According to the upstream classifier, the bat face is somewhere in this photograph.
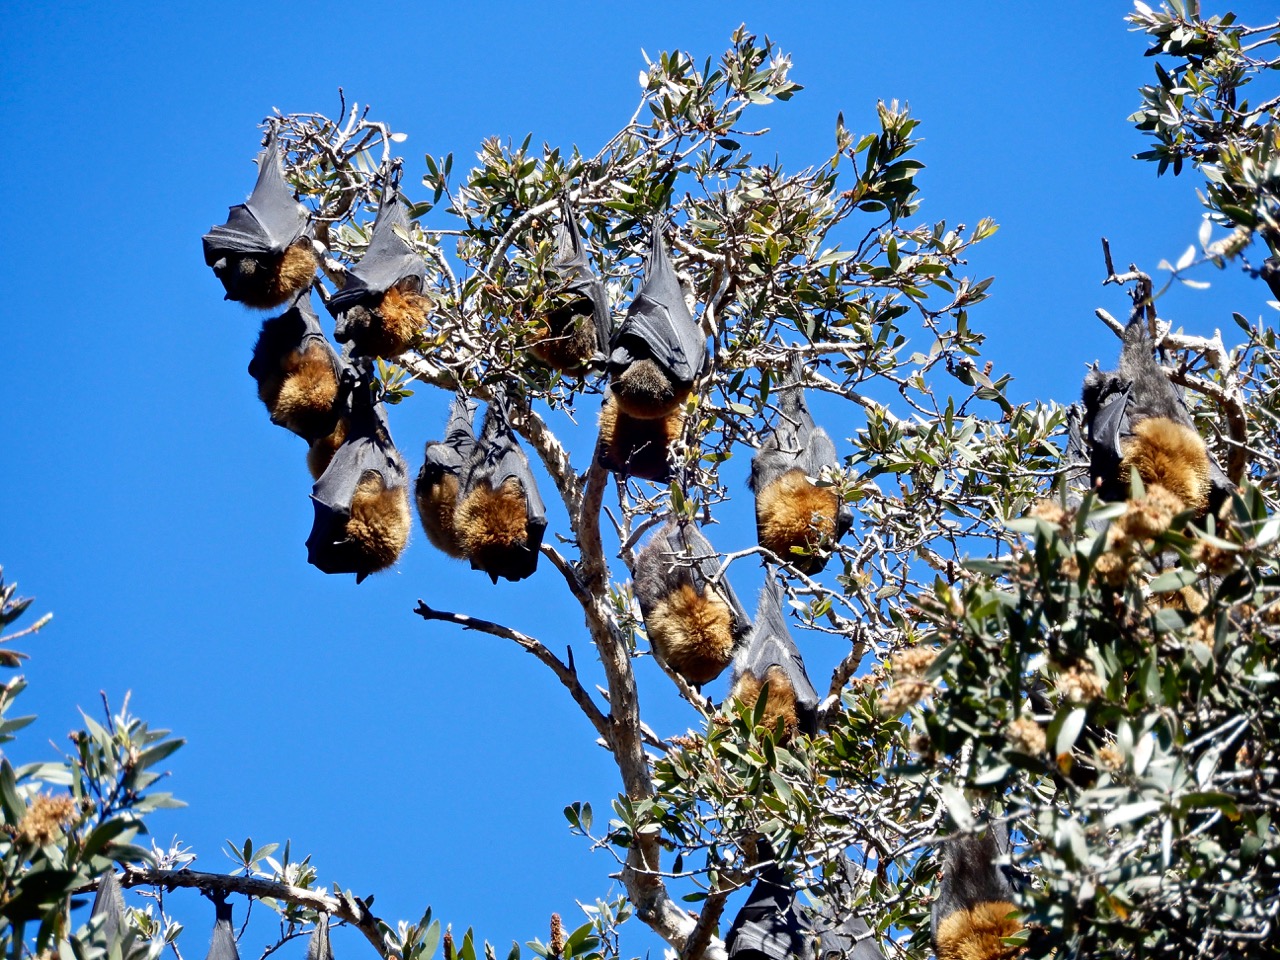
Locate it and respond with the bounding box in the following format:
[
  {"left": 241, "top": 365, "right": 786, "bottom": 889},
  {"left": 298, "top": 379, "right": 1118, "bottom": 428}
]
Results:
[
  {"left": 529, "top": 297, "right": 600, "bottom": 372},
  {"left": 932, "top": 825, "right": 1020, "bottom": 960},
  {"left": 728, "top": 574, "right": 819, "bottom": 738},
  {"left": 248, "top": 297, "right": 343, "bottom": 441},
  {"left": 1263, "top": 256, "right": 1280, "bottom": 301},
  {"left": 210, "top": 241, "right": 319, "bottom": 309},
  {"left": 596, "top": 388, "right": 683, "bottom": 483}
]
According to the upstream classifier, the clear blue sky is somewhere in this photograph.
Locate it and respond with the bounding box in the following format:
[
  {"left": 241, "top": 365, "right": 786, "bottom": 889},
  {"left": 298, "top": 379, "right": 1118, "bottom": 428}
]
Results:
[{"left": 2, "top": 2, "right": 1275, "bottom": 958}]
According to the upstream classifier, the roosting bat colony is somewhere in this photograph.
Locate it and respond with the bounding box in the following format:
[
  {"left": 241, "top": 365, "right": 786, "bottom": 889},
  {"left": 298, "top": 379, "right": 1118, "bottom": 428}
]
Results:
[{"left": 201, "top": 124, "right": 1235, "bottom": 960}]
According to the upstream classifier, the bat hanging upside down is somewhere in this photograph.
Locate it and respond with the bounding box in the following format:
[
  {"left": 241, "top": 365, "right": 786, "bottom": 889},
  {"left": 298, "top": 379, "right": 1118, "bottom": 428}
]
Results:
[{"left": 932, "top": 821, "right": 1023, "bottom": 960}]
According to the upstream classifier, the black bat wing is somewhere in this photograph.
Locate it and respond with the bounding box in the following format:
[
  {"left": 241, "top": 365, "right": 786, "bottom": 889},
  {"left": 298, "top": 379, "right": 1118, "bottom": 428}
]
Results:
[
  {"left": 424, "top": 397, "right": 478, "bottom": 477},
  {"left": 471, "top": 397, "right": 547, "bottom": 529},
  {"left": 203, "top": 130, "right": 309, "bottom": 261},
  {"left": 805, "top": 855, "right": 884, "bottom": 960},
  {"left": 306, "top": 920, "right": 334, "bottom": 960},
  {"left": 932, "top": 821, "right": 1017, "bottom": 933},
  {"left": 725, "top": 860, "right": 807, "bottom": 960},
  {"left": 553, "top": 197, "right": 613, "bottom": 355},
  {"left": 610, "top": 220, "right": 706, "bottom": 385},
  {"left": 732, "top": 574, "right": 820, "bottom": 733},
  {"left": 1262, "top": 255, "right": 1280, "bottom": 301},
  {"left": 1085, "top": 382, "right": 1132, "bottom": 502},
  {"left": 91, "top": 871, "right": 126, "bottom": 944},
  {"left": 669, "top": 522, "right": 750, "bottom": 637},
  {"left": 206, "top": 898, "right": 240, "bottom": 960},
  {"left": 329, "top": 191, "right": 427, "bottom": 312}
]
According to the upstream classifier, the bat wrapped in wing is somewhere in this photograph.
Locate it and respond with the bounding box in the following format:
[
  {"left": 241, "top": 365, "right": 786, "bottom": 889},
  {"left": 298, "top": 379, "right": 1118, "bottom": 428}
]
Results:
[
  {"left": 749, "top": 357, "right": 851, "bottom": 573},
  {"left": 416, "top": 396, "right": 479, "bottom": 558},
  {"left": 727, "top": 571, "right": 820, "bottom": 741},
  {"left": 307, "top": 919, "right": 334, "bottom": 960},
  {"left": 529, "top": 196, "right": 612, "bottom": 373},
  {"left": 203, "top": 129, "right": 317, "bottom": 309},
  {"left": 633, "top": 520, "right": 750, "bottom": 686},
  {"left": 248, "top": 293, "right": 344, "bottom": 441},
  {"left": 306, "top": 371, "right": 411, "bottom": 581},
  {"left": 328, "top": 190, "right": 431, "bottom": 358},
  {"left": 932, "top": 821, "right": 1022, "bottom": 960},
  {"left": 596, "top": 386, "right": 683, "bottom": 484},
  {"left": 455, "top": 392, "right": 547, "bottom": 583},
  {"left": 205, "top": 896, "right": 240, "bottom": 960}
]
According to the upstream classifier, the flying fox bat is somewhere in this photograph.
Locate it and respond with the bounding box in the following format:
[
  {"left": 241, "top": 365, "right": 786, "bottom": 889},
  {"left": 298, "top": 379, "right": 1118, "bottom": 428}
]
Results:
[
  {"left": 454, "top": 392, "right": 547, "bottom": 583},
  {"left": 749, "top": 359, "right": 852, "bottom": 573},
  {"left": 248, "top": 293, "right": 344, "bottom": 441},
  {"left": 727, "top": 572, "right": 820, "bottom": 741},
  {"left": 328, "top": 190, "right": 431, "bottom": 358},
  {"left": 726, "top": 850, "right": 884, "bottom": 960},
  {"left": 1081, "top": 316, "right": 1233, "bottom": 515},
  {"left": 306, "top": 371, "right": 410, "bottom": 581},
  {"left": 932, "top": 821, "right": 1022, "bottom": 960},
  {"left": 633, "top": 520, "right": 750, "bottom": 686},
  {"left": 203, "top": 129, "right": 317, "bottom": 309},
  {"left": 596, "top": 387, "right": 684, "bottom": 483},
  {"left": 90, "top": 871, "right": 127, "bottom": 946},
  {"left": 205, "top": 896, "right": 240, "bottom": 960},
  {"left": 416, "top": 396, "right": 478, "bottom": 558},
  {"left": 307, "top": 919, "right": 333, "bottom": 960},
  {"left": 608, "top": 218, "right": 707, "bottom": 419},
  {"left": 1261, "top": 255, "right": 1280, "bottom": 302},
  {"left": 529, "top": 197, "right": 612, "bottom": 373}
]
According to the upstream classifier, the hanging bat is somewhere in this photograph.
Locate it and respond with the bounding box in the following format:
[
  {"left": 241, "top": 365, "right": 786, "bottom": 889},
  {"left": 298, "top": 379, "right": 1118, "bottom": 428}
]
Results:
[
  {"left": 327, "top": 190, "right": 431, "bottom": 358},
  {"left": 416, "top": 396, "right": 478, "bottom": 558},
  {"left": 206, "top": 896, "right": 240, "bottom": 960},
  {"left": 306, "top": 370, "right": 411, "bottom": 581},
  {"left": 596, "top": 387, "right": 684, "bottom": 483},
  {"left": 529, "top": 197, "right": 612, "bottom": 373},
  {"left": 607, "top": 217, "right": 707, "bottom": 419},
  {"left": 748, "top": 358, "right": 852, "bottom": 573},
  {"left": 932, "top": 821, "right": 1021, "bottom": 960},
  {"left": 727, "top": 571, "right": 820, "bottom": 741},
  {"left": 203, "top": 129, "right": 317, "bottom": 309},
  {"left": 248, "top": 293, "right": 344, "bottom": 441},
  {"left": 1081, "top": 315, "right": 1233, "bottom": 515},
  {"left": 1261, "top": 255, "right": 1280, "bottom": 302},
  {"left": 90, "top": 870, "right": 126, "bottom": 945},
  {"left": 307, "top": 919, "right": 334, "bottom": 960},
  {"left": 633, "top": 520, "right": 750, "bottom": 686},
  {"left": 454, "top": 392, "right": 547, "bottom": 583}
]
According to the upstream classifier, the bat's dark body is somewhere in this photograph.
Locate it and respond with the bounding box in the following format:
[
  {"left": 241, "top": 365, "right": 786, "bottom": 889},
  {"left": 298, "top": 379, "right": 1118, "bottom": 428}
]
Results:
[
  {"left": 728, "top": 572, "right": 820, "bottom": 741},
  {"left": 203, "top": 130, "right": 317, "bottom": 309},
  {"left": 206, "top": 897, "right": 240, "bottom": 960},
  {"left": 633, "top": 520, "right": 749, "bottom": 686},
  {"left": 416, "top": 397, "right": 478, "bottom": 558},
  {"left": 327, "top": 192, "right": 430, "bottom": 358},
  {"left": 932, "top": 822, "right": 1021, "bottom": 960},
  {"left": 307, "top": 920, "right": 333, "bottom": 960},
  {"left": 1261, "top": 255, "right": 1280, "bottom": 302},
  {"left": 306, "top": 375, "right": 410, "bottom": 581},
  {"left": 1081, "top": 317, "right": 1232, "bottom": 514},
  {"left": 530, "top": 198, "right": 612, "bottom": 373},
  {"left": 248, "top": 294, "right": 344, "bottom": 441},
  {"left": 90, "top": 871, "right": 126, "bottom": 945},
  {"left": 726, "top": 852, "right": 884, "bottom": 960},
  {"left": 455, "top": 395, "right": 547, "bottom": 583},
  {"left": 749, "top": 360, "right": 851, "bottom": 573},
  {"left": 596, "top": 388, "right": 683, "bottom": 483},
  {"left": 607, "top": 219, "right": 706, "bottom": 420}
]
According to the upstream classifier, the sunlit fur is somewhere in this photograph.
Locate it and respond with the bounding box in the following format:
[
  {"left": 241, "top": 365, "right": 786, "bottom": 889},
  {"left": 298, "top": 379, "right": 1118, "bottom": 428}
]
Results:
[
  {"left": 257, "top": 342, "right": 339, "bottom": 438},
  {"left": 307, "top": 418, "right": 348, "bottom": 480},
  {"left": 611, "top": 359, "right": 687, "bottom": 419},
  {"left": 647, "top": 582, "right": 736, "bottom": 685},
  {"left": 597, "top": 390, "right": 683, "bottom": 483},
  {"left": 756, "top": 469, "right": 840, "bottom": 573},
  {"left": 1121, "top": 417, "right": 1211, "bottom": 512},
  {"left": 934, "top": 902, "right": 1021, "bottom": 960},
  {"left": 455, "top": 477, "right": 531, "bottom": 569},
  {"left": 530, "top": 297, "right": 596, "bottom": 372},
  {"left": 415, "top": 472, "right": 465, "bottom": 558},
  {"left": 341, "top": 284, "right": 431, "bottom": 358},
  {"left": 345, "top": 471, "right": 411, "bottom": 574},
  {"left": 731, "top": 665, "right": 800, "bottom": 741},
  {"left": 220, "top": 240, "right": 318, "bottom": 309}
]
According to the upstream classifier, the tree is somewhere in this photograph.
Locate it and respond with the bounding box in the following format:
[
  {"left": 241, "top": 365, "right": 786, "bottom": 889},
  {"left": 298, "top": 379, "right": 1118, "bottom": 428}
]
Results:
[{"left": 3, "top": 6, "right": 1279, "bottom": 960}]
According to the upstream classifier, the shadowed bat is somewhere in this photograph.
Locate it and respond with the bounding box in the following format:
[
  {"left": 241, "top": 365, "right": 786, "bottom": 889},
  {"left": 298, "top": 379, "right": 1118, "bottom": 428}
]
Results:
[
  {"left": 596, "top": 387, "right": 684, "bottom": 483},
  {"left": 633, "top": 520, "right": 750, "bottom": 686},
  {"left": 530, "top": 197, "right": 612, "bottom": 373},
  {"left": 932, "top": 821, "right": 1022, "bottom": 960},
  {"left": 248, "top": 293, "right": 344, "bottom": 441},
  {"left": 1261, "top": 255, "right": 1280, "bottom": 301},
  {"left": 726, "top": 850, "right": 884, "bottom": 960},
  {"left": 306, "top": 371, "right": 411, "bottom": 581},
  {"left": 607, "top": 218, "right": 706, "bottom": 419},
  {"left": 307, "top": 919, "right": 333, "bottom": 960},
  {"left": 206, "top": 896, "right": 240, "bottom": 960},
  {"left": 90, "top": 870, "right": 126, "bottom": 946},
  {"left": 455, "top": 392, "right": 547, "bottom": 583},
  {"left": 327, "top": 190, "right": 431, "bottom": 358},
  {"left": 727, "top": 571, "right": 820, "bottom": 741},
  {"left": 748, "top": 358, "right": 852, "bottom": 573},
  {"left": 203, "top": 129, "right": 317, "bottom": 309},
  {"left": 416, "top": 396, "right": 479, "bottom": 558},
  {"left": 1081, "top": 315, "right": 1233, "bottom": 515}
]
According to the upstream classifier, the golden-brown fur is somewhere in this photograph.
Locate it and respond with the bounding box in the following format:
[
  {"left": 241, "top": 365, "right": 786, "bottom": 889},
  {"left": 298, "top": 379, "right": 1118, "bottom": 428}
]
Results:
[
  {"left": 376, "top": 284, "right": 431, "bottom": 354},
  {"left": 455, "top": 477, "right": 531, "bottom": 568},
  {"left": 307, "top": 418, "right": 348, "bottom": 480},
  {"left": 756, "top": 469, "right": 840, "bottom": 572},
  {"left": 934, "top": 901, "right": 1021, "bottom": 960},
  {"left": 611, "top": 359, "right": 688, "bottom": 419},
  {"left": 1121, "top": 418, "right": 1211, "bottom": 513},
  {"left": 529, "top": 298, "right": 596, "bottom": 372},
  {"left": 731, "top": 665, "right": 800, "bottom": 741},
  {"left": 647, "top": 582, "right": 736, "bottom": 685},
  {"left": 597, "top": 390, "right": 683, "bottom": 482},
  {"left": 416, "top": 472, "right": 466, "bottom": 558},
  {"left": 345, "top": 471, "right": 412, "bottom": 573},
  {"left": 258, "top": 341, "right": 339, "bottom": 437},
  {"left": 234, "top": 240, "right": 319, "bottom": 310}
]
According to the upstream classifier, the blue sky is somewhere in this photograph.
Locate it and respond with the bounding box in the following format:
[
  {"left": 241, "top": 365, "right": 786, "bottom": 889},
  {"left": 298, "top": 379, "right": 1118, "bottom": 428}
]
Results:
[{"left": 3, "top": 2, "right": 1277, "bottom": 958}]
